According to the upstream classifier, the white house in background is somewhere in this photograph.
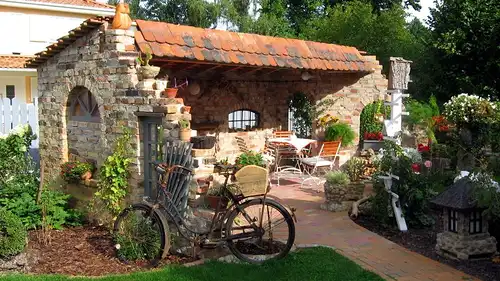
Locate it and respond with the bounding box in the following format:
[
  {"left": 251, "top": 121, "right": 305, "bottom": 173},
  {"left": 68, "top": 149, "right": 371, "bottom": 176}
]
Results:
[{"left": 0, "top": 0, "right": 114, "bottom": 103}]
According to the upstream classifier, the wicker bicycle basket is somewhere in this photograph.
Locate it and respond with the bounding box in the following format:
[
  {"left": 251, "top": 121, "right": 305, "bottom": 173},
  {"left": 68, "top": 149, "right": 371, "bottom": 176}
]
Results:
[{"left": 233, "top": 165, "right": 269, "bottom": 197}]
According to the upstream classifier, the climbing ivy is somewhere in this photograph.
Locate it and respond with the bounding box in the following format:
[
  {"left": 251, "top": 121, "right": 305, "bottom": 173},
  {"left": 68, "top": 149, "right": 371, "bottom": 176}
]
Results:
[
  {"left": 95, "top": 127, "right": 133, "bottom": 217},
  {"left": 289, "top": 92, "right": 313, "bottom": 138}
]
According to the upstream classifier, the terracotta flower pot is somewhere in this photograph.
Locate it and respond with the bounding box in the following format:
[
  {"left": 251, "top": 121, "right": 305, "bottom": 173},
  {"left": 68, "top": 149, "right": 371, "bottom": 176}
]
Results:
[
  {"left": 165, "top": 88, "right": 178, "bottom": 98},
  {"left": 182, "top": 106, "right": 191, "bottom": 114},
  {"left": 179, "top": 128, "right": 191, "bottom": 142},
  {"left": 81, "top": 171, "right": 92, "bottom": 181}
]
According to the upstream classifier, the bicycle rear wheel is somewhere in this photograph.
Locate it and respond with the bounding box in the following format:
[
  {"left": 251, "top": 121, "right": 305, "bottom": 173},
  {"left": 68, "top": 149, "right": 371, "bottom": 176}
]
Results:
[
  {"left": 225, "top": 198, "right": 295, "bottom": 264},
  {"left": 113, "top": 203, "right": 169, "bottom": 266}
]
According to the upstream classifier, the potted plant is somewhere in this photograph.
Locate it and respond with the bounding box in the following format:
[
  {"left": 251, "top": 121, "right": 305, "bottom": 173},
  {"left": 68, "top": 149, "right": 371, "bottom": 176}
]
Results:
[
  {"left": 155, "top": 76, "right": 168, "bottom": 91},
  {"left": 362, "top": 131, "right": 384, "bottom": 151},
  {"left": 325, "top": 122, "right": 356, "bottom": 146},
  {"left": 235, "top": 151, "right": 266, "bottom": 170},
  {"left": 322, "top": 171, "right": 351, "bottom": 212},
  {"left": 165, "top": 78, "right": 189, "bottom": 99},
  {"left": 60, "top": 161, "right": 94, "bottom": 183},
  {"left": 343, "top": 157, "right": 367, "bottom": 199},
  {"left": 206, "top": 185, "right": 229, "bottom": 210},
  {"left": 136, "top": 52, "right": 160, "bottom": 80},
  {"left": 179, "top": 118, "right": 191, "bottom": 142}
]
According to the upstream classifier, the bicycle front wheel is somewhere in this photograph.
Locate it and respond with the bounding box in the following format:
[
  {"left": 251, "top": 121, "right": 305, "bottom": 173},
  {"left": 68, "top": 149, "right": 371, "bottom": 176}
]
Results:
[
  {"left": 113, "top": 203, "right": 169, "bottom": 265},
  {"left": 225, "top": 198, "right": 295, "bottom": 264}
]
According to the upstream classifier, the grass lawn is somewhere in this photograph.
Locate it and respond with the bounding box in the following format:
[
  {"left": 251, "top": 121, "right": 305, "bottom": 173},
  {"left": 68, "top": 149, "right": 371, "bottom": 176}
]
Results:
[{"left": 2, "top": 247, "right": 383, "bottom": 281}]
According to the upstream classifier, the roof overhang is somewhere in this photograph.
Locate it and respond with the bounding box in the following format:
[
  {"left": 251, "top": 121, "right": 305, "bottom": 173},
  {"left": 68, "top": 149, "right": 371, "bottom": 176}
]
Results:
[
  {"left": 0, "top": 0, "right": 115, "bottom": 16},
  {"left": 135, "top": 19, "right": 377, "bottom": 73}
]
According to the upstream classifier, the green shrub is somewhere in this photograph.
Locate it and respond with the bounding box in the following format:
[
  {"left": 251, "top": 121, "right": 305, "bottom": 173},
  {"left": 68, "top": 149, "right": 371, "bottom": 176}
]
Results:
[
  {"left": 0, "top": 209, "right": 27, "bottom": 258},
  {"left": 360, "top": 100, "right": 388, "bottom": 140},
  {"left": 41, "top": 190, "right": 83, "bottom": 230},
  {"left": 371, "top": 141, "right": 439, "bottom": 227},
  {"left": 343, "top": 157, "right": 365, "bottom": 182},
  {"left": 325, "top": 122, "right": 356, "bottom": 146},
  {"left": 96, "top": 128, "right": 133, "bottom": 216},
  {"left": 325, "top": 171, "right": 350, "bottom": 185},
  {"left": 115, "top": 214, "right": 162, "bottom": 261},
  {"left": 235, "top": 151, "right": 265, "bottom": 167}
]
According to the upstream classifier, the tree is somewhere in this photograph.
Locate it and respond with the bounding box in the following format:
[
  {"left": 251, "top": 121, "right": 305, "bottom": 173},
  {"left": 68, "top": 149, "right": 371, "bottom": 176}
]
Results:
[
  {"left": 429, "top": 0, "right": 500, "bottom": 101},
  {"left": 301, "top": 1, "right": 417, "bottom": 71}
]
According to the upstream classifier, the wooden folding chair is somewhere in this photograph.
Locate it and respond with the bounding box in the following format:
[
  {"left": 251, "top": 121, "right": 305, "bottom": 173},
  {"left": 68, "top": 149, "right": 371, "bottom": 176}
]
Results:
[
  {"left": 298, "top": 141, "right": 341, "bottom": 188},
  {"left": 272, "top": 130, "right": 292, "bottom": 138}
]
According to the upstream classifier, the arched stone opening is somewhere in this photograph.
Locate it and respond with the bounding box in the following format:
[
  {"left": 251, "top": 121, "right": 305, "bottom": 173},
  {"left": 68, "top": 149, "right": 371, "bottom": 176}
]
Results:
[{"left": 65, "top": 86, "right": 103, "bottom": 166}]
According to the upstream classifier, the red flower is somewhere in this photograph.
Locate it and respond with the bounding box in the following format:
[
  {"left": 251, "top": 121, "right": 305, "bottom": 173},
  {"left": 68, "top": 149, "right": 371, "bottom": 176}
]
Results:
[
  {"left": 411, "top": 163, "right": 421, "bottom": 173},
  {"left": 418, "top": 144, "right": 429, "bottom": 152}
]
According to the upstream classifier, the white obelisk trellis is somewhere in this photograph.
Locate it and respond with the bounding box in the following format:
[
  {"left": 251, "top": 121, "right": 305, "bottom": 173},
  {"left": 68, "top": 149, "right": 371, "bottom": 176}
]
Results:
[{"left": 379, "top": 57, "right": 412, "bottom": 232}]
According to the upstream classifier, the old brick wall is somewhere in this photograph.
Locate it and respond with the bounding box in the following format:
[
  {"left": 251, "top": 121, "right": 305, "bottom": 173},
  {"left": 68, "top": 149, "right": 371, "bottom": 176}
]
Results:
[
  {"left": 36, "top": 23, "right": 189, "bottom": 202},
  {"left": 67, "top": 120, "right": 102, "bottom": 161}
]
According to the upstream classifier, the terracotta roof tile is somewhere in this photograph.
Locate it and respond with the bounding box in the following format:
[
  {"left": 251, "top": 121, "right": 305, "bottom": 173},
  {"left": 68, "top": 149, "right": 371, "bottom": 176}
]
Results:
[
  {"left": 27, "top": 0, "right": 114, "bottom": 9},
  {"left": 0, "top": 55, "right": 34, "bottom": 69}
]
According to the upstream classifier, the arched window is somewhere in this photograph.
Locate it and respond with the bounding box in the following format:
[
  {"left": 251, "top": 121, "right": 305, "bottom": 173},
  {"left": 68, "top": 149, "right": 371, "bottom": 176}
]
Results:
[
  {"left": 228, "top": 109, "right": 259, "bottom": 131},
  {"left": 68, "top": 87, "right": 100, "bottom": 122}
]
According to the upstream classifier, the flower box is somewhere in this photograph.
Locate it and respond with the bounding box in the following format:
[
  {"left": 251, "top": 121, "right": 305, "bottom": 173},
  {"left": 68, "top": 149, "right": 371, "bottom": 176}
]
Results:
[{"left": 362, "top": 140, "right": 384, "bottom": 151}]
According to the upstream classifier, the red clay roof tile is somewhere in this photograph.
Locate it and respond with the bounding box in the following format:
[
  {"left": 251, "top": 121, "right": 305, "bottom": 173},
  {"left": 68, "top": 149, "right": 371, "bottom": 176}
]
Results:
[
  {"left": 27, "top": 0, "right": 114, "bottom": 9},
  {"left": 0, "top": 55, "right": 34, "bottom": 69}
]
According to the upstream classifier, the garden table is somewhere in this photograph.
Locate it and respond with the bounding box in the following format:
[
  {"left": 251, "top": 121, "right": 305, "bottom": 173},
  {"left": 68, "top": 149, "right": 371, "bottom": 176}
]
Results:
[
  {"left": 267, "top": 137, "right": 317, "bottom": 185},
  {"left": 267, "top": 137, "right": 317, "bottom": 152}
]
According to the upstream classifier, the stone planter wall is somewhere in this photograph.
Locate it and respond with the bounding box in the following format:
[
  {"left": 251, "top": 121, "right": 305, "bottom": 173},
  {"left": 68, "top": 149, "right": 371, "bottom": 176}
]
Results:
[{"left": 321, "top": 181, "right": 367, "bottom": 212}]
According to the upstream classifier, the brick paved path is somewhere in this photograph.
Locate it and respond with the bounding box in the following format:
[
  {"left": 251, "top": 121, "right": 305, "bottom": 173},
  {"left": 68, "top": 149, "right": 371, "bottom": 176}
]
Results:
[{"left": 269, "top": 183, "right": 479, "bottom": 281}]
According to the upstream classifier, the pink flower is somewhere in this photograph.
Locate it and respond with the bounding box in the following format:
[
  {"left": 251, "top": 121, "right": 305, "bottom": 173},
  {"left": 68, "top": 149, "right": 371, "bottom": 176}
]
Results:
[{"left": 424, "top": 160, "right": 432, "bottom": 168}]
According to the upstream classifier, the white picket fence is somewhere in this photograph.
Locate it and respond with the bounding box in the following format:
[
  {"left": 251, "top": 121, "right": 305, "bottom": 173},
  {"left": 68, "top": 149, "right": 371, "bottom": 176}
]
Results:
[{"left": 0, "top": 97, "right": 39, "bottom": 149}]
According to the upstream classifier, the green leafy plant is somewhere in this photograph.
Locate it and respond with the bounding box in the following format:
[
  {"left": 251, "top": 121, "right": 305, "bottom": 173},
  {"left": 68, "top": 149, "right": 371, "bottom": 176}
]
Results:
[
  {"left": 60, "top": 161, "right": 94, "bottom": 183},
  {"left": 325, "top": 122, "right": 356, "bottom": 146},
  {"left": 289, "top": 92, "right": 313, "bottom": 138},
  {"left": 343, "top": 157, "right": 365, "bottom": 182},
  {"left": 40, "top": 189, "right": 82, "bottom": 230},
  {"left": 115, "top": 214, "right": 162, "bottom": 261},
  {"left": 95, "top": 128, "right": 133, "bottom": 217},
  {"left": 136, "top": 51, "right": 152, "bottom": 66},
  {"left": 178, "top": 119, "right": 190, "bottom": 129},
  {"left": 325, "top": 171, "right": 350, "bottom": 185},
  {"left": 360, "top": 100, "right": 388, "bottom": 140},
  {"left": 472, "top": 173, "right": 500, "bottom": 220},
  {"left": 235, "top": 151, "right": 265, "bottom": 167},
  {"left": 371, "top": 141, "right": 440, "bottom": 227},
  {"left": 0, "top": 209, "right": 27, "bottom": 258}
]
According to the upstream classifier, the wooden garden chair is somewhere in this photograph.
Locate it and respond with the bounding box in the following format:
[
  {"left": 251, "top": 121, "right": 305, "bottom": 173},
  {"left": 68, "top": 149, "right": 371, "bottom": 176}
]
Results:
[{"left": 298, "top": 141, "right": 341, "bottom": 188}]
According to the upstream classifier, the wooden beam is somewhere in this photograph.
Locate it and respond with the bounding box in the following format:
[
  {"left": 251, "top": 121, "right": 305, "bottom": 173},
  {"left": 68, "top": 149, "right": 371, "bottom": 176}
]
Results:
[
  {"left": 197, "top": 65, "right": 222, "bottom": 76},
  {"left": 223, "top": 66, "right": 243, "bottom": 74}
]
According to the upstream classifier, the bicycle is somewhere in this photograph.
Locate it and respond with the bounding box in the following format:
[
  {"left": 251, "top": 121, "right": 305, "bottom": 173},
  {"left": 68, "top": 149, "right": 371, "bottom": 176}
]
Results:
[{"left": 113, "top": 162, "right": 296, "bottom": 265}]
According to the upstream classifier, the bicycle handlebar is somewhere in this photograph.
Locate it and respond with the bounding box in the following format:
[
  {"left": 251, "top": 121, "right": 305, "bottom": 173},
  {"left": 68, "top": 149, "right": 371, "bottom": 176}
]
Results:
[{"left": 153, "top": 162, "right": 193, "bottom": 175}]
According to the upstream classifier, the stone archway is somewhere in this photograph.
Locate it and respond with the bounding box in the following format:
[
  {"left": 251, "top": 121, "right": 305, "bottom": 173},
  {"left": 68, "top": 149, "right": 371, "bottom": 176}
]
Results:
[{"left": 65, "top": 86, "right": 103, "bottom": 166}]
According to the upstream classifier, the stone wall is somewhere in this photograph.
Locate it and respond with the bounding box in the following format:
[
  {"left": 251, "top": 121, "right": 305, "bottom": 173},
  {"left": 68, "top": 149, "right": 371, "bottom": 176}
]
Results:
[
  {"left": 67, "top": 120, "right": 102, "bottom": 162},
  {"left": 36, "top": 23, "right": 189, "bottom": 202},
  {"left": 179, "top": 55, "right": 387, "bottom": 163}
]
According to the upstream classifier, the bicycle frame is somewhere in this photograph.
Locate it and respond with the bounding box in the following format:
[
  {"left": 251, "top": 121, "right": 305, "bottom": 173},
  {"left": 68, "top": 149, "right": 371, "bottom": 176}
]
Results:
[{"left": 148, "top": 164, "right": 266, "bottom": 245}]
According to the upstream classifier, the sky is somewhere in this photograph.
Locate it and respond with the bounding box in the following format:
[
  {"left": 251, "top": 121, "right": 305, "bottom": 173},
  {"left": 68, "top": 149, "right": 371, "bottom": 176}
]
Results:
[{"left": 408, "top": 0, "right": 435, "bottom": 24}]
